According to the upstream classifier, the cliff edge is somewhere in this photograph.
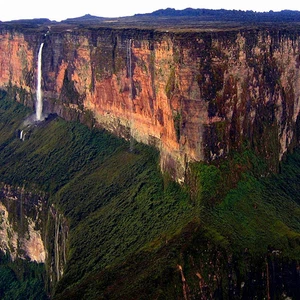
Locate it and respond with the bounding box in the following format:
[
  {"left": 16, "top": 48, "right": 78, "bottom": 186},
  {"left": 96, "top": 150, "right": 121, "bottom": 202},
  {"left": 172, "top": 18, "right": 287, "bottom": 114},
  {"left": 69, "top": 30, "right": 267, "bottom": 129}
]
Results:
[{"left": 0, "top": 18, "right": 299, "bottom": 180}]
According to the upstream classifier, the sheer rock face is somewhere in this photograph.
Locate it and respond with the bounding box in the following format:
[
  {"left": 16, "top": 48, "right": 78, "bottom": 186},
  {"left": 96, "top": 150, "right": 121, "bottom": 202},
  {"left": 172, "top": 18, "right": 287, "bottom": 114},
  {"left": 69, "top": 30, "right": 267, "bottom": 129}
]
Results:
[
  {"left": 0, "top": 27, "right": 300, "bottom": 180},
  {"left": 0, "top": 185, "right": 46, "bottom": 263},
  {"left": 0, "top": 184, "right": 68, "bottom": 286}
]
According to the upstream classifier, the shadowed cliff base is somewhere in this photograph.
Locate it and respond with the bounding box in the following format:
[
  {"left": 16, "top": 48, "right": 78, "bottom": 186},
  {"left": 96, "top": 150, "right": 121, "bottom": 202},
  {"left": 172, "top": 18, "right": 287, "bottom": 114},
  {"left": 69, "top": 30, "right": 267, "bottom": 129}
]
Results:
[{"left": 0, "top": 83, "right": 299, "bottom": 299}]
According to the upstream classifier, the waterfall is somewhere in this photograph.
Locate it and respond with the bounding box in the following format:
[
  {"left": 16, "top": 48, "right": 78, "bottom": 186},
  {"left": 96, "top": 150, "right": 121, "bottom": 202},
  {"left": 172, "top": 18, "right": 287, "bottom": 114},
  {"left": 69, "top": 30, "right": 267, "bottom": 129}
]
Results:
[
  {"left": 19, "top": 130, "right": 26, "bottom": 141},
  {"left": 36, "top": 43, "right": 44, "bottom": 121},
  {"left": 54, "top": 214, "right": 61, "bottom": 281},
  {"left": 53, "top": 210, "right": 68, "bottom": 282}
]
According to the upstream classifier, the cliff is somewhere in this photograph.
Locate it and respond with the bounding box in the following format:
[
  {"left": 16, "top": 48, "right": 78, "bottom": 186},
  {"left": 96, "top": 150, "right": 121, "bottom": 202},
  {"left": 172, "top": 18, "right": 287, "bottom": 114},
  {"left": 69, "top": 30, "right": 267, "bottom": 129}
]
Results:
[
  {"left": 0, "top": 73, "right": 299, "bottom": 299},
  {"left": 0, "top": 182, "right": 68, "bottom": 286},
  {"left": 0, "top": 13, "right": 300, "bottom": 298},
  {"left": 0, "top": 22, "right": 299, "bottom": 181},
  {"left": 0, "top": 184, "right": 46, "bottom": 263}
]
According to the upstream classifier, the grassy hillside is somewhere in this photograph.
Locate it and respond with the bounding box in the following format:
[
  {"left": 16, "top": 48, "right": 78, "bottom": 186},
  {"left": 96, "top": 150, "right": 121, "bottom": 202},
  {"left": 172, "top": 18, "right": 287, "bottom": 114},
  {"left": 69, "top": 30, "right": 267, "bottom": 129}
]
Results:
[
  {"left": 0, "top": 93, "right": 194, "bottom": 297},
  {"left": 0, "top": 93, "right": 299, "bottom": 299}
]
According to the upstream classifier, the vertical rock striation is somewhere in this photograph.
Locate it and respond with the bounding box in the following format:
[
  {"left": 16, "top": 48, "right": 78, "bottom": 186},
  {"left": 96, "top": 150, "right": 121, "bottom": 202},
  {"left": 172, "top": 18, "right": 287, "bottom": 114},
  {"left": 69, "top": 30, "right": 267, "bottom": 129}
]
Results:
[
  {"left": 0, "top": 184, "right": 46, "bottom": 262},
  {"left": 0, "top": 26, "right": 300, "bottom": 180}
]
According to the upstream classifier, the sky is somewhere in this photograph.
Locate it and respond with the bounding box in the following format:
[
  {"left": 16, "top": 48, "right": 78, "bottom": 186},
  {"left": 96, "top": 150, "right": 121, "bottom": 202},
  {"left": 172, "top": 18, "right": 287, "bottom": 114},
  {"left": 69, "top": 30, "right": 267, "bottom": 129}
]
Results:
[{"left": 1, "top": 0, "right": 300, "bottom": 22}]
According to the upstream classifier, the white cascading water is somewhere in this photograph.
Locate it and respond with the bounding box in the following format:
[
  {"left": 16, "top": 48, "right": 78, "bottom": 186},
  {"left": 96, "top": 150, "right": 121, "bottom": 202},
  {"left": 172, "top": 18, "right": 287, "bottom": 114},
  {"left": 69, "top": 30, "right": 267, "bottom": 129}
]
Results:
[
  {"left": 36, "top": 43, "right": 44, "bottom": 121},
  {"left": 19, "top": 130, "right": 26, "bottom": 141}
]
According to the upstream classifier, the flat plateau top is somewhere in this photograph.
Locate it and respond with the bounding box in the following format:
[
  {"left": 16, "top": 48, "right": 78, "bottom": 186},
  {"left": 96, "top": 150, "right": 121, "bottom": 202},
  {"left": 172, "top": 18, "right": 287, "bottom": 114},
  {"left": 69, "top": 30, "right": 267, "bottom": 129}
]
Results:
[{"left": 2, "top": 9, "right": 300, "bottom": 33}]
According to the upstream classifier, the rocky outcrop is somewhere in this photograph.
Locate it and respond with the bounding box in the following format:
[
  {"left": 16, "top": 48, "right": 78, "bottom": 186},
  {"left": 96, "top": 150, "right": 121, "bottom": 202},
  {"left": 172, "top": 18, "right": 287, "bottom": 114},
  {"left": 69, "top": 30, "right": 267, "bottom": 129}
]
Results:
[
  {"left": 0, "top": 184, "right": 46, "bottom": 262},
  {"left": 0, "top": 183, "right": 68, "bottom": 290},
  {"left": 0, "top": 25, "right": 300, "bottom": 180}
]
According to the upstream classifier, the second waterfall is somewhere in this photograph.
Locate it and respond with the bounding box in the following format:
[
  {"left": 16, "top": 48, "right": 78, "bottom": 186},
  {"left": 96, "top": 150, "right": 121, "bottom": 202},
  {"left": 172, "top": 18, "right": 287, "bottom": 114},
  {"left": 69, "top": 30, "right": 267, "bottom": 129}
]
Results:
[{"left": 36, "top": 43, "right": 44, "bottom": 121}]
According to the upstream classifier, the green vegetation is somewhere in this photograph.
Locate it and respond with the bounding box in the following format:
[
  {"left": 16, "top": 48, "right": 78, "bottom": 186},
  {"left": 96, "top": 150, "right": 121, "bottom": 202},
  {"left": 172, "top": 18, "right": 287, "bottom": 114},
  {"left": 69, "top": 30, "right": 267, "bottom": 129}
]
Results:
[
  {"left": 0, "top": 94, "right": 299, "bottom": 299},
  {"left": 165, "top": 67, "right": 176, "bottom": 99},
  {"left": 0, "top": 94, "right": 194, "bottom": 298},
  {"left": 173, "top": 111, "right": 181, "bottom": 142},
  {"left": 202, "top": 164, "right": 300, "bottom": 258},
  {"left": 0, "top": 254, "right": 47, "bottom": 300},
  {"left": 188, "top": 146, "right": 300, "bottom": 259}
]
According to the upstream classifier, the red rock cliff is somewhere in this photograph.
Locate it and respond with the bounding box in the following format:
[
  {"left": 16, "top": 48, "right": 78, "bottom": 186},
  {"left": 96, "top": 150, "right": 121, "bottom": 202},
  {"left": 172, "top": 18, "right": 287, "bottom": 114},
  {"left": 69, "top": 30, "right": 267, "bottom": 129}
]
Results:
[{"left": 0, "top": 26, "right": 300, "bottom": 180}]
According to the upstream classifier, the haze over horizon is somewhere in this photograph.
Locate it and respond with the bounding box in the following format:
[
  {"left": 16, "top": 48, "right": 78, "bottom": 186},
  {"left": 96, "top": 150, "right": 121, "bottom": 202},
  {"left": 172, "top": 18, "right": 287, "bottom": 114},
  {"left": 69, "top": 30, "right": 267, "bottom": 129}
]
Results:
[{"left": 2, "top": 0, "right": 300, "bottom": 22}]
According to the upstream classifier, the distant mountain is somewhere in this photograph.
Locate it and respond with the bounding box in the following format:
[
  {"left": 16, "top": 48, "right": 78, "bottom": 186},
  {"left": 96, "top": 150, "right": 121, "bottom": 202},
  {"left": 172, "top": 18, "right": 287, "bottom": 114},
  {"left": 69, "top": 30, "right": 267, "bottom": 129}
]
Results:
[
  {"left": 4, "top": 8, "right": 300, "bottom": 28},
  {"left": 63, "top": 14, "right": 107, "bottom": 24},
  {"left": 3, "top": 18, "right": 52, "bottom": 25},
  {"left": 135, "top": 8, "right": 300, "bottom": 22}
]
